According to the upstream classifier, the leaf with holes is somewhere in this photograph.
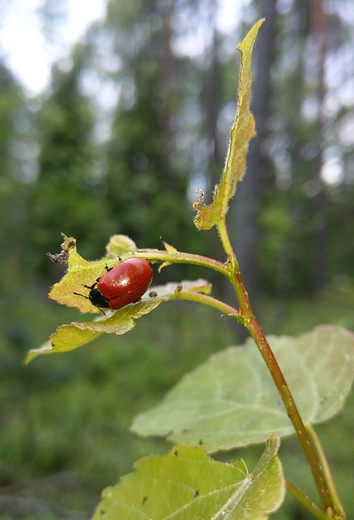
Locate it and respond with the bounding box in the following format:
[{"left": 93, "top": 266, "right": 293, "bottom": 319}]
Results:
[
  {"left": 193, "top": 19, "right": 263, "bottom": 230},
  {"left": 49, "top": 234, "right": 140, "bottom": 314},
  {"left": 25, "top": 279, "right": 211, "bottom": 364}
]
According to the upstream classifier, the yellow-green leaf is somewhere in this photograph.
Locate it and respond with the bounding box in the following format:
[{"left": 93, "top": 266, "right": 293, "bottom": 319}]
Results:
[
  {"left": 105, "top": 234, "right": 138, "bottom": 258},
  {"left": 25, "top": 279, "right": 212, "bottom": 364},
  {"left": 92, "top": 436, "right": 284, "bottom": 520},
  {"left": 49, "top": 234, "right": 138, "bottom": 314},
  {"left": 193, "top": 19, "right": 264, "bottom": 230}
]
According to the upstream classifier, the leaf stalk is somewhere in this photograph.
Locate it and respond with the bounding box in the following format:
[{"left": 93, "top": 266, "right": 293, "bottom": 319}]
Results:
[
  {"left": 216, "top": 219, "right": 341, "bottom": 517},
  {"left": 286, "top": 480, "right": 334, "bottom": 520}
]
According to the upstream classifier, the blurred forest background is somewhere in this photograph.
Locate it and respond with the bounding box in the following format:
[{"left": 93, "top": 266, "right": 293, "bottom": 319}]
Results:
[{"left": 1, "top": 0, "right": 354, "bottom": 519}]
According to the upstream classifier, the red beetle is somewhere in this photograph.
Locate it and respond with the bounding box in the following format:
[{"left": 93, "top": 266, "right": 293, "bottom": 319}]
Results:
[{"left": 75, "top": 258, "right": 153, "bottom": 311}]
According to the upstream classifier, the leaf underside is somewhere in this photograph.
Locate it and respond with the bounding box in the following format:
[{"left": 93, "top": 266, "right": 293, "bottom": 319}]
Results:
[
  {"left": 25, "top": 279, "right": 211, "bottom": 364},
  {"left": 132, "top": 325, "right": 354, "bottom": 453},
  {"left": 25, "top": 233, "right": 213, "bottom": 363}
]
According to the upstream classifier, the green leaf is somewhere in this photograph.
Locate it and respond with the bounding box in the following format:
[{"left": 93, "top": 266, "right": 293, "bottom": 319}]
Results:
[
  {"left": 28, "top": 234, "right": 212, "bottom": 363},
  {"left": 25, "top": 279, "right": 211, "bottom": 364},
  {"left": 193, "top": 19, "right": 263, "bottom": 230},
  {"left": 132, "top": 326, "right": 354, "bottom": 453},
  {"left": 91, "top": 436, "right": 284, "bottom": 520},
  {"left": 105, "top": 234, "right": 139, "bottom": 258},
  {"left": 49, "top": 234, "right": 139, "bottom": 314}
]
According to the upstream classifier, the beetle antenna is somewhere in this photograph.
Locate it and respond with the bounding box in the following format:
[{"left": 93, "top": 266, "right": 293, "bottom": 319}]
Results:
[
  {"left": 73, "top": 291, "right": 89, "bottom": 300},
  {"left": 73, "top": 290, "right": 106, "bottom": 315}
]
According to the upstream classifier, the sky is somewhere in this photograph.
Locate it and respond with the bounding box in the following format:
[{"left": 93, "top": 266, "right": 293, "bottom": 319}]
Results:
[
  {"left": 0, "top": 0, "right": 242, "bottom": 96},
  {"left": 0, "top": 0, "right": 349, "bottom": 187},
  {"left": 0, "top": 0, "right": 107, "bottom": 95}
]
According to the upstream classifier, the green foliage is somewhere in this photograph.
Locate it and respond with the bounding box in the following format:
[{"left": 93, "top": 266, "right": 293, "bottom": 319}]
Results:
[
  {"left": 0, "top": 62, "right": 23, "bottom": 173},
  {"left": 92, "top": 438, "right": 284, "bottom": 520},
  {"left": 20, "top": 20, "right": 354, "bottom": 519},
  {"left": 193, "top": 20, "right": 261, "bottom": 230},
  {"left": 2, "top": 293, "right": 354, "bottom": 518},
  {"left": 26, "top": 277, "right": 210, "bottom": 362},
  {"left": 0, "top": 0, "right": 353, "bottom": 296},
  {"left": 1, "top": 10, "right": 352, "bottom": 520},
  {"left": 256, "top": 0, "right": 354, "bottom": 296},
  {"left": 28, "top": 44, "right": 113, "bottom": 272},
  {"left": 132, "top": 326, "right": 354, "bottom": 452},
  {"left": 101, "top": 0, "right": 194, "bottom": 252},
  {"left": 25, "top": 234, "right": 212, "bottom": 363},
  {"left": 0, "top": 60, "right": 34, "bottom": 288},
  {"left": 0, "top": 296, "right": 237, "bottom": 516}
]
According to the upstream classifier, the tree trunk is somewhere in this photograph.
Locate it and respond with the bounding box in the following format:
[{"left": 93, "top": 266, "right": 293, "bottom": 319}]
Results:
[
  {"left": 160, "top": 0, "right": 176, "bottom": 192},
  {"left": 311, "top": 0, "right": 328, "bottom": 293}
]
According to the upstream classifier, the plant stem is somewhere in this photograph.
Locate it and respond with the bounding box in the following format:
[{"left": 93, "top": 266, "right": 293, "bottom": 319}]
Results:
[
  {"left": 217, "top": 219, "right": 239, "bottom": 271},
  {"left": 245, "top": 310, "right": 334, "bottom": 514},
  {"left": 171, "top": 290, "right": 241, "bottom": 319},
  {"left": 306, "top": 424, "right": 345, "bottom": 518},
  {"left": 216, "top": 220, "right": 337, "bottom": 516},
  {"left": 286, "top": 480, "right": 333, "bottom": 520},
  {"left": 141, "top": 233, "right": 342, "bottom": 516},
  {"left": 137, "top": 249, "right": 228, "bottom": 277}
]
